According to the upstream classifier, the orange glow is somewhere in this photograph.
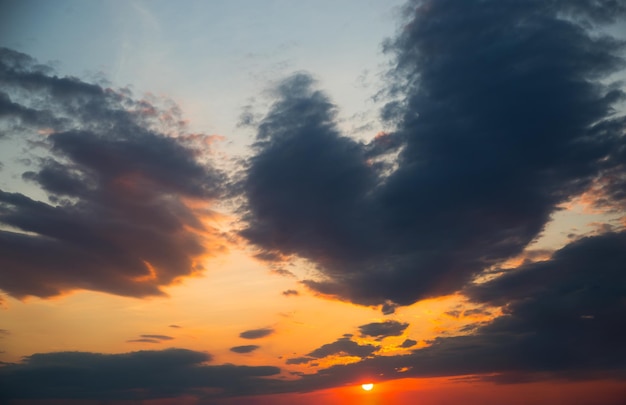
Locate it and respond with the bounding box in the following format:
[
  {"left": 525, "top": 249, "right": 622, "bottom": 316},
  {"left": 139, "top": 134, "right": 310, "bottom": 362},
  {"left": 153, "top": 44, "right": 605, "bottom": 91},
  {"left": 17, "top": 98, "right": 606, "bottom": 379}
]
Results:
[
  {"left": 212, "top": 378, "right": 626, "bottom": 405},
  {"left": 132, "top": 261, "right": 158, "bottom": 283}
]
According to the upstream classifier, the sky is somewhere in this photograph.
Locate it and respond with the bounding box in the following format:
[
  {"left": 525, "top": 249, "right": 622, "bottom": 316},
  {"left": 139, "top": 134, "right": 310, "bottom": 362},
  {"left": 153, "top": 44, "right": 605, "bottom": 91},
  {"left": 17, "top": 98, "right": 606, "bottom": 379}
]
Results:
[{"left": 0, "top": 0, "right": 625, "bottom": 404}]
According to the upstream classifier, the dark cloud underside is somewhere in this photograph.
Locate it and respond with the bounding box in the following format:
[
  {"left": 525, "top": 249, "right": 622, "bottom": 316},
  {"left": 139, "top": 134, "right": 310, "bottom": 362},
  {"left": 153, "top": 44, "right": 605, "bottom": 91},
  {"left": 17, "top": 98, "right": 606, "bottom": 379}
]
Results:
[
  {"left": 0, "top": 48, "right": 225, "bottom": 299},
  {"left": 241, "top": 0, "right": 626, "bottom": 308},
  {"left": 0, "top": 348, "right": 279, "bottom": 400}
]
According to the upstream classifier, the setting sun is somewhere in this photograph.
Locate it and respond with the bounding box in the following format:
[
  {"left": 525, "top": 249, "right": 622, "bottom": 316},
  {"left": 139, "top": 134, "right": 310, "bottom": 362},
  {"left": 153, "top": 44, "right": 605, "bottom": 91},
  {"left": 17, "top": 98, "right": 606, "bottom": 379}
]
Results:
[{"left": 361, "top": 383, "right": 374, "bottom": 391}]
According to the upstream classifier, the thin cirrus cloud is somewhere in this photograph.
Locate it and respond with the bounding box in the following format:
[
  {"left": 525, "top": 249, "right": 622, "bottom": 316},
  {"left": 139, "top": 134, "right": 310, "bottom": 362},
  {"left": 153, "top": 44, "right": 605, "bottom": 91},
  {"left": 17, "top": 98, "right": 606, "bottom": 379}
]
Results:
[
  {"left": 127, "top": 334, "right": 175, "bottom": 344},
  {"left": 0, "top": 47, "right": 226, "bottom": 300},
  {"left": 240, "top": 0, "right": 626, "bottom": 310},
  {"left": 230, "top": 345, "right": 260, "bottom": 354}
]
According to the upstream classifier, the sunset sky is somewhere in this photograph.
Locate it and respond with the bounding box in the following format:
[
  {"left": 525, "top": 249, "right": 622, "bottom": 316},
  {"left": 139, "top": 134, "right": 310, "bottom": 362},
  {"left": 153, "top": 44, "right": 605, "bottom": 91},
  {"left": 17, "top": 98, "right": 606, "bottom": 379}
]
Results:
[{"left": 1, "top": 0, "right": 626, "bottom": 404}]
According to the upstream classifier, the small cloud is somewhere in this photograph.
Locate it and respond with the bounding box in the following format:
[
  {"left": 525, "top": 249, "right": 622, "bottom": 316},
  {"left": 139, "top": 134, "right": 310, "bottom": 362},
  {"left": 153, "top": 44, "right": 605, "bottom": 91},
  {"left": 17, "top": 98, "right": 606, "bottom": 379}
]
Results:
[
  {"left": 285, "top": 356, "right": 314, "bottom": 365},
  {"left": 169, "top": 324, "right": 182, "bottom": 329},
  {"left": 282, "top": 289, "right": 299, "bottom": 297},
  {"left": 230, "top": 345, "right": 260, "bottom": 354},
  {"left": 359, "top": 320, "right": 409, "bottom": 341},
  {"left": 140, "top": 334, "right": 174, "bottom": 341},
  {"left": 127, "top": 334, "right": 174, "bottom": 344},
  {"left": 272, "top": 268, "right": 295, "bottom": 277},
  {"left": 398, "top": 339, "right": 417, "bottom": 348},
  {"left": 306, "top": 336, "right": 379, "bottom": 359},
  {"left": 381, "top": 301, "right": 398, "bottom": 315},
  {"left": 240, "top": 328, "right": 274, "bottom": 339},
  {"left": 127, "top": 339, "right": 160, "bottom": 344}
]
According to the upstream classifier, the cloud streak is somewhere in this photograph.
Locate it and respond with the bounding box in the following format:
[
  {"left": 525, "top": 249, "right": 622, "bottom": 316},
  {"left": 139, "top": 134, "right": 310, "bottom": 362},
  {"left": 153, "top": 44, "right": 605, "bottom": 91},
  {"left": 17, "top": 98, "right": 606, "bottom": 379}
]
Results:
[
  {"left": 239, "top": 328, "right": 274, "bottom": 340},
  {"left": 0, "top": 348, "right": 280, "bottom": 400}
]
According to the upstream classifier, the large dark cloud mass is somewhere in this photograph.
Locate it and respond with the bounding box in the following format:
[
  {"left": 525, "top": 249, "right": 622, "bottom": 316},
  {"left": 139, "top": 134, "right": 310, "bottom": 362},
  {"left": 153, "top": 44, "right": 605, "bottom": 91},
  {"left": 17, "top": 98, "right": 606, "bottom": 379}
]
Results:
[
  {"left": 242, "top": 0, "right": 626, "bottom": 307},
  {"left": 305, "top": 230, "right": 626, "bottom": 387},
  {"left": 0, "top": 48, "right": 224, "bottom": 299},
  {"left": 0, "top": 348, "right": 280, "bottom": 400}
]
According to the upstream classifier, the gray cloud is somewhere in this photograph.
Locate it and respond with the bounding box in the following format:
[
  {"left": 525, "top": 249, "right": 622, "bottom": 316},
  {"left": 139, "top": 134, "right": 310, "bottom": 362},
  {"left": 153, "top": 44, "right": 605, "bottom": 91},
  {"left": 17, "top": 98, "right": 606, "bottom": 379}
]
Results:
[
  {"left": 140, "top": 335, "right": 174, "bottom": 341},
  {"left": 230, "top": 345, "right": 260, "bottom": 354},
  {"left": 273, "top": 230, "right": 626, "bottom": 392},
  {"left": 398, "top": 339, "right": 417, "bottom": 349},
  {"left": 0, "top": 48, "right": 225, "bottom": 299},
  {"left": 281, "top": 289, "right": 299, "bottom": 297},
  {"left": 240, "top": 0, "right": 626, "bottom": 310},
  {"left": 239, "top": 328, "right": 274, "bottom": 340},
  {"left": 0, "top": 348, "right": 280, "bottom": 401},
  {"left": 299, "top": 336, "right": 379, "bottom": 362},
  {"left": 359, "top": 320, "right": 409, "bottom": 340},
  {"left": 1, "top": 230, "right": 624, "bottom": 399}
]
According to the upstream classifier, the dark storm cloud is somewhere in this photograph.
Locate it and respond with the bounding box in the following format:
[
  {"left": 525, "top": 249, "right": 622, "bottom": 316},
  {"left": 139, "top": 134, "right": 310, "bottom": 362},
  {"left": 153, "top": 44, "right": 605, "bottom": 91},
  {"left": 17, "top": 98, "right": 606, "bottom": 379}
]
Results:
[
  {"left": 358, "top": 320, "right": 409, "bottom": 340},
  {"left": 0, "top": 348, "right": 280, "bottom": 401},
  {"left": 0, "top": 48, "right": 225, "bottom": 299},
  {"left": 239, "top": 328, "right": 274, "bottom": 339},
  {"left": 241, "top": 0, "right": 626, "bottom": 308},
  {"left": 230, "top": 345, "right": 260, "bottom": 354}
]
